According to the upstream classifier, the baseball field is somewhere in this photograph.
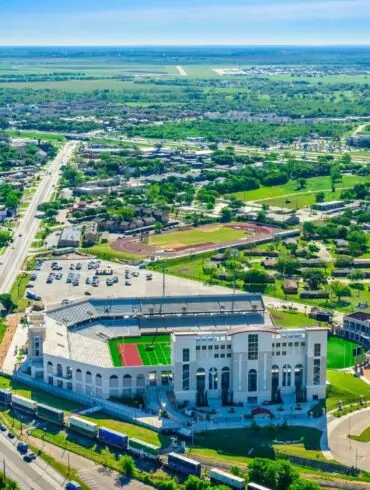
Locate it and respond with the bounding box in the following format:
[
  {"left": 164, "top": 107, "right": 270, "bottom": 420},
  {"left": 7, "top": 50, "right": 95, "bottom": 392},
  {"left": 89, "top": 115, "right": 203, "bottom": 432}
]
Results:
[{"left": 109, "top": 335, "right": 171, "bottom": 367}]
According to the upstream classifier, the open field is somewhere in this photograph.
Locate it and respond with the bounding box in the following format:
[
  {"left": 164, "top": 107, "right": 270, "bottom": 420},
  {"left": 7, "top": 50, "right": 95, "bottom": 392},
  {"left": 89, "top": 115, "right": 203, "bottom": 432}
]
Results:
[
  {"left": 109, "top": 335, "right": 171, "bottom": 367},
  {"left": 327, "top": 336, "right": 365, "bottom": 369},
  {"left": 326, "top": 370, "right": 370, "bottom": 412},
  {"left": 229, "top": 175, "right": 369, "bottom": 205},
  {"left": 269, "top": 309, "right": 323, "bottom": 329},
  {"left": 190, "top": 426, "right": 324, "bottom": 464}
]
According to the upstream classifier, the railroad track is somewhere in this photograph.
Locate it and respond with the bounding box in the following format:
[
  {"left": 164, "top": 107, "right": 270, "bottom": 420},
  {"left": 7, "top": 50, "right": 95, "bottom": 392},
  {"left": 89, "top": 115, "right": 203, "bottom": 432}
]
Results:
[{"left": 185, "top": 453, "right": 370, "bottom": 490}]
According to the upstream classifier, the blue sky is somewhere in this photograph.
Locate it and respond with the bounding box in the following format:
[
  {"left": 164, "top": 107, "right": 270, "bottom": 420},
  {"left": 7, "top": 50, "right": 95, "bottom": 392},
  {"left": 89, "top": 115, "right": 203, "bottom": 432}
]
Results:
[{"left": 0, "top": 0, "right": 369, "bottom": 45}]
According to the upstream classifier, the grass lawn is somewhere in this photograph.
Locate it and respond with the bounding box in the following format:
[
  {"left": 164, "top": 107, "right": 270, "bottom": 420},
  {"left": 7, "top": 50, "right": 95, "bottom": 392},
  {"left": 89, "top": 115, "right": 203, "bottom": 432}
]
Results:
[
  {"left": 269, "top": 309, "right": 323, "bottom": 329},
  {"left": 80, "top": 243, "right": 144, "bottom": 262},
  {"left": 0, "top": 375, "right": 83, "bottom": 412},
  {"left": 349, "top": 427, "right": 370, "bottom": 443},
  {"left": 326, "top": 370, "right": 370, "bottom": 412},
  {"left": 0, "top": 321, "right": 7, "bottom": 344},
  {"left": 150, "top": 254, "right": 212, "bottom": 283},
  {"left": 149, "top": 225, "right": 245, "bottom": 249},
  {"left": 108, "top": 335, "right": 171, "bottom": 367},
  {"left": 10, "top": 272, "right": 30, "bottom": 312},
  {"left": 327, "top": 336, "right": 365, "bottom": 369},
  {"left": 229, "top": 175, "right": 369, "bottom": 205},
  {"left": 189, "top": 426, "right": 324, "bottom": 465}
]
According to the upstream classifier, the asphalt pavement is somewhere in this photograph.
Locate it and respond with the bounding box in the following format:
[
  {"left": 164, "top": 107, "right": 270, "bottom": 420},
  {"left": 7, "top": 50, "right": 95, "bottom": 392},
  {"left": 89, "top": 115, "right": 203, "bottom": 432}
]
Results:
[
  {"left": 0, "top": 431, "right": 65, "bottom": 489},
  {"left": 0, "top": 141, "right": 76, "bottom": 294}
]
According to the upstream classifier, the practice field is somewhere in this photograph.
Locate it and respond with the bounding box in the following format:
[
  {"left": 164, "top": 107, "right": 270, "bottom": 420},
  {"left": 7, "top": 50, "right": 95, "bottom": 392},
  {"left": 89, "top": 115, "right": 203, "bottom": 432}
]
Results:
[
  {"left": 327, "top": 336, "right": 365, "bottom": 369},
  {"left": 109, "top": 335, "right": 171, "bottom": 367}
]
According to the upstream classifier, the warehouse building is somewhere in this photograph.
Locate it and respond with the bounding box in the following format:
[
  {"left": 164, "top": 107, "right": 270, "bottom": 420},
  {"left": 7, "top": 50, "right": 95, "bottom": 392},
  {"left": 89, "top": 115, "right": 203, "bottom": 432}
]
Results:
[
  {"left": 27, "top": 294, "right": 327, "bottom": 405},
  {"left": 57, "top": 226, "right": 81, "bottom": 248}
]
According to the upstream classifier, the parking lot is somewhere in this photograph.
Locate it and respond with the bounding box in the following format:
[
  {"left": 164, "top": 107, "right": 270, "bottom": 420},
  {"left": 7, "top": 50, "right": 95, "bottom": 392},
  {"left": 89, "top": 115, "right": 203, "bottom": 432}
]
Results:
[{"left": 29, "top": 257, "right": 233, "bottom": 307}]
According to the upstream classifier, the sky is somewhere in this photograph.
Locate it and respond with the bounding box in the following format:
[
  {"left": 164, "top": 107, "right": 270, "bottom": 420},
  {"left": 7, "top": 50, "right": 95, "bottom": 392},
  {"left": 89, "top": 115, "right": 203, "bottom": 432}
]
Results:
[{"left": 0, "top": 0, "right": 369, "bottom": 46}]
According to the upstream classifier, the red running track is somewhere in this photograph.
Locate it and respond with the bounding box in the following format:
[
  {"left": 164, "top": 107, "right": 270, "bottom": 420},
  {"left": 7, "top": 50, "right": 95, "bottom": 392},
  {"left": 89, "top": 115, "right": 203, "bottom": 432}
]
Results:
[{"left": 119, "top": 344, "right": 142, "bottom": 367}]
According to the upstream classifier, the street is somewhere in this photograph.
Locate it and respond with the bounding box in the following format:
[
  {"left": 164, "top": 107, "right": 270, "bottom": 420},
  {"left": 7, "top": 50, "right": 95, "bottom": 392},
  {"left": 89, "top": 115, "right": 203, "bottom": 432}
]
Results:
[
  {"left": 0, "top": 432, "right": 65, "bottom": 489},
  {"left": 0, "top": 141, "right": 76, "bottom": 294}
]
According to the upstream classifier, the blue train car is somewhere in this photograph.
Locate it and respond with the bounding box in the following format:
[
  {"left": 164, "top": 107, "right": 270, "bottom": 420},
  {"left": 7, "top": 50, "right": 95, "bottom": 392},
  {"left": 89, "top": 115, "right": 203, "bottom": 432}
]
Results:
[
  {"left": 0, "top": 389, "right": 12, "bottom": 407},
  {"left": 98, "top": 427, "right": 128, "bottom": 450},
  {"left": 167, "top": 453, "right": 201, "bottom": 477}
]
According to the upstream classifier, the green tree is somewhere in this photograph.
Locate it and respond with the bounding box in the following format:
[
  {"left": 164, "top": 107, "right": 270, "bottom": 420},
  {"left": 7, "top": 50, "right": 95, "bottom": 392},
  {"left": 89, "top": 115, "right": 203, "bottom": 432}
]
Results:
[
  {"left": 315, "top": 191, "right": 325, "bottom": 203},
  {"left": 119, "top": 455, "right": 135, "bottom": 478},
  {"left": 276, "top": 256, "right": 300, "bottom": 275},
  {"left": 330, "top": 281, "right": 351, "bottom": 302},
  {"left": 303, "top": 269, "right": 327, "bottom": 290},
  {"left": 288, "top": 479, "right": 321, "bottom": 490}
]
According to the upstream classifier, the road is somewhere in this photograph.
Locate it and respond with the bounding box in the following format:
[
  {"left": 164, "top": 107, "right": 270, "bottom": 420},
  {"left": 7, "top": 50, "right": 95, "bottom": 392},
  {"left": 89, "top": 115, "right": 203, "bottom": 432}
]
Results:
[
  {"left": 0, "top": 432, "right": 65, "bottom": 489},
  {"left": 0, "top": 141, "right": 76, "bottom": 294}
]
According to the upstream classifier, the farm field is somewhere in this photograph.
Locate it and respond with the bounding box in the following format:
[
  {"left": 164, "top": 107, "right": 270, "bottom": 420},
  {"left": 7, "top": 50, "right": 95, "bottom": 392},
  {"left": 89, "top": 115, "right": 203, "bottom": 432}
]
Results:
[
  {"left": 108, "top": 335, "right": 171, "bottom": 367},
  {"left": 327, "top": 336, "right": 365, "bottom": 369},
  {"left": 230, "top": 175, "right": 369, "bottom": 204}
]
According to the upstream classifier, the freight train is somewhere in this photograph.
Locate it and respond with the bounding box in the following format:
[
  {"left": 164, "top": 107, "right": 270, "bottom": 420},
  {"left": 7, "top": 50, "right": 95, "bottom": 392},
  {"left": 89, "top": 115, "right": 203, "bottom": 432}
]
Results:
[{"left": 0, "top": 388, "right": 249, "bottom": 487}]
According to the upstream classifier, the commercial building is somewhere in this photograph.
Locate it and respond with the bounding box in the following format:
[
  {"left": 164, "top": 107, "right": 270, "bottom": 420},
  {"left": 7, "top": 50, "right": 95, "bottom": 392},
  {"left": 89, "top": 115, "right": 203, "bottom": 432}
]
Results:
[
  {"left": 343, "top": 312, "right": 370, "bottom": 349},
  {"left": 57, "top": 226, "right": 81, "bottom": 248},
  {"left": 27, "top": 294, "right": 327, "bottom": 406}
]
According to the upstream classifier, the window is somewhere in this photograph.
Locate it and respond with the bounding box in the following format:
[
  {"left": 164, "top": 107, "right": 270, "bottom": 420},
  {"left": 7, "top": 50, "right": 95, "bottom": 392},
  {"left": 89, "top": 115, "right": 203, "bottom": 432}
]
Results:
[
  {"left": 294, "top": 342, "right": 299, "bottom": 347},
  {"left": 248, "top": 334, "right": 258, "bottom": 361},
  {"left": 182, "top": 364, "right": 190, "bottom": 391},
  {"left": 301, "top": 342, "right": 305, "bottom": 347},
  {"left": 215, "top": 354, "right": 219, "bottom": 358},
  {"left": 196, "top": 346, "right": 200, "bottom": 351},
  {"left": 227, "top": 353, "right": 231, "bottom": 358},
  {"left": 221, "top": 345, "right": 225, "bottom": 350},
  {"left": 314, "top": 343, "right": 321, "bottom": 357},
  {"left": 313, "top": 359, "right": 321, "bottom": 385},
  {"left": 227, "top": 345, "right": 231, "bottom": 349},
  {"left": 202, "top": 346, "right": 206, "bottom": 351},
  {"left": 248, "top": 369, "right": 257, "bottom": 392},
  {"left": 183, "top": 349, "right": 190, "bottom": 362},
  {"left": 208, "top": 345, "right": 213, "bottom": 350},
  {"left": 247, "top": 396, "right": 257, "bottom": 405},
  {"left": 282, "top": 365, "right": 291, "bottom": 387},
  {"left": 209, "top": 368, "right": 218, "bottom": 390},
  {"left": 221, "top": 353, "right": 225, "bottom": 358}
]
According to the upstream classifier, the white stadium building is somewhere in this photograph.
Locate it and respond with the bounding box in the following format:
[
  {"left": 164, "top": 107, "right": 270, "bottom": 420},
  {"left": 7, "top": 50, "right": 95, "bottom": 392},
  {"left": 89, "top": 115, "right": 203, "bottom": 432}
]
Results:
[{"left": 28, "top": 294, "right": 327, "bottom": 406}]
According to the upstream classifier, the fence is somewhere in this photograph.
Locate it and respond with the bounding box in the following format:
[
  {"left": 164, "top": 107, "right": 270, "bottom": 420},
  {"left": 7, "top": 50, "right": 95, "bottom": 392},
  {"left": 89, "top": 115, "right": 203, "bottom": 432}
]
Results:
[{"left": 13, "top": 371, "right": 180, "bottom": 432}]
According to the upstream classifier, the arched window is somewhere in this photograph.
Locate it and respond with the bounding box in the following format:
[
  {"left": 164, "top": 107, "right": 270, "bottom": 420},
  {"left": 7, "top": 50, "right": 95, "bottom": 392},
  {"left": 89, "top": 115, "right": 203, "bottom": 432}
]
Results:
[
  {"left": 76, "top": 369, "right": 82, "bottom": 381},
  {"left": 86, "top": 371, "right": 92, "bottom": 384},
  {"left": 282, "top": 364, "right": 292, "bottom": 387},
  {"left": 271, "top": 364, "right": 279, "bottom": 388},
  {"left": 295, "top": 364, "right": 303, "bottom": 388},
  {"left": 248, "top": 369, "right": 257, "bottom": 392},
  {"left": 209, "top": 368, "right": 218, "bottom": 390},
  {"left": 56, "top": 363, "right": 63, "bottom": 376},
  {"left": 109, "top": 375, "right": 118, "bottom": 388},
  {"left": 136, "top": 374, "right": 145, "bottom": 394},
  {"left": 123, "top": 374, "right": 132, "bottom": 389},
  {"left": 47, "top": 361, "right": 53, "bottom": 374},
  {"left": 95, "top": 374, "right": 102, "bottom": 386},
  {"left": 221, "top": 367, "right": 230, "bottom": 391},
  {"left": 66, "top": 366, "right": 72, "bottom": 379}
]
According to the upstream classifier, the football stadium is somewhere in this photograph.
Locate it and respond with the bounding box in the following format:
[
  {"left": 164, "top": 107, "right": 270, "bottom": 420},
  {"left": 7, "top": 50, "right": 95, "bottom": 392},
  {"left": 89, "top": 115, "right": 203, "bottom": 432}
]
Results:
[{"left": 27, "top": 293, "right": 328, "bottom": 405}]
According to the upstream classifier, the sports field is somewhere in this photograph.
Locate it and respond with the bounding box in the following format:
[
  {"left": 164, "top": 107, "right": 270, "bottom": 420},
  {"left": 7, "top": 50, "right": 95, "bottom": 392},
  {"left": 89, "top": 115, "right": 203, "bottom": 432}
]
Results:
[
  {"left": 327, "top": 336, "right": 365, "bottom": 369},
  {"left": 149, "top": 224, "right": 245, "bottom": 250},
  {"left": 108, "top": 335, "right": 171, "bottom": 367}
]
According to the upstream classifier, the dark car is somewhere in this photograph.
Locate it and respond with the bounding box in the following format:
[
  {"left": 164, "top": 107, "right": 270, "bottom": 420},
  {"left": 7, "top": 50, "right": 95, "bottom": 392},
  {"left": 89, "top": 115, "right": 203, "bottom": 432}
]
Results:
[
  {"left": 24, "top": 452, "right": 36, "bottom": 462},
  {"left": 7, "top": 431, "right": 15, "bottom": 439}
]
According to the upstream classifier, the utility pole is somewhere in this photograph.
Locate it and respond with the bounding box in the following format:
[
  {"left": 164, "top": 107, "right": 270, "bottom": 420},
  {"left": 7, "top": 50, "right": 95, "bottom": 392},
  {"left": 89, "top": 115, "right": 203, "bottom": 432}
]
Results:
[
  {"left": 162, "top": 261, "right": 166, "bottom": 297},
  {"left": 3, "top": 458, "right": 5, "bottom": 482}
]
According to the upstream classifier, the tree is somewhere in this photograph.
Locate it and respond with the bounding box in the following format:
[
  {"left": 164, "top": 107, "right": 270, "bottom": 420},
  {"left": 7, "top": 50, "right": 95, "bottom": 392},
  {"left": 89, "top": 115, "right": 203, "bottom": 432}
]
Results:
[
  {"left": 154, "top": 221, "right": 164, "bottom": 234},
  {"left": 101, "top": 447, "right": 112, "bottom": 469},
  {"left": 315, "top": 191, "right": 325, "bottom": 203},
  {"left": 303, "top": 269, "right": 327, "bottom": 290},
  {"left": 221, "top": 207, "right": 233, "bottom": 222},
  {"left": 297, "top": 178, "right": 306, "bottom": 190},
  {"left": 0, "top": 293, "right": 16, "bottom": 312},
  {"left": 119, "top": 455, "right": 135, "bottom": 478},
  {"left": 330, "top": 281, "right": 351, "bottom": 302},
  {"left": 288, "top": 479, "right": 321, "bottom": 490},
  {"left": 244, "top": 269, "right": 271, "bottom": 284},
  {"left": 276, "top": 256, "right": 300, "bottom": 275}
]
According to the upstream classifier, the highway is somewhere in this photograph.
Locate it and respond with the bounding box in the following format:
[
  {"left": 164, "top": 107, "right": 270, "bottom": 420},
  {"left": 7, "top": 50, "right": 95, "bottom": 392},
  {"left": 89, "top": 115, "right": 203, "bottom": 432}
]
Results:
[
  {"left": 0, "top": 432, "right": 65, "bottom": 489},
  {"left": 0, "top": 141, "right": 76, "bottom": 294}
]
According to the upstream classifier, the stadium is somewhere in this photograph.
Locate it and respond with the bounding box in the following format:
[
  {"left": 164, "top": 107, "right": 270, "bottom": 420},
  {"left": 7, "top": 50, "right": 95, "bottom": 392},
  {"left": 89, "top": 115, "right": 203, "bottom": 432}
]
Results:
[{"left": 28, "top": 293, "right": 327, "bottom": 405}]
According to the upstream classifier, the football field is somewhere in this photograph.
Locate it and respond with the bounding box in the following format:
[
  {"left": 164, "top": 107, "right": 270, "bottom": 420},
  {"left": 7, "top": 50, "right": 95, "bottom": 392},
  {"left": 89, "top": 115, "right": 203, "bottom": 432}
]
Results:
[{"left": 109, "top": 335, "right": 171, "bottom": 367}]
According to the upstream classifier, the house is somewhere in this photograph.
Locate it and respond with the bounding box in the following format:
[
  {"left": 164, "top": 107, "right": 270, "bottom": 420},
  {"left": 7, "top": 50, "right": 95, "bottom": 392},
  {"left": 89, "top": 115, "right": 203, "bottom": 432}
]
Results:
[
  {"left": 343, "top": 312, "right": 370, "bottom": 348},
  {"left": 262, "top": 258, "right": 278, "bottom": 269},
  {"left": 57, "top": 227, "right": 81, "bottom": 248},
  {"left": 282, "top": 279, "right": 299, "bottom": 295},
  {"left": 299, "top": 259, "right": 326, "bottom": 268},
  {"left": 313, "top": 200, "right": 346, "bottom": 212},
  {"left": 284, "top": 238, "right": 298, "bottom": 248},
  {"left": 300, "top": 290, "right": 329, "bottom": 300},
  {"left": 84, "top": 222, "right": 98, "bottom": 245},
  {"left": 353, "top": 259, "right": 370, "bottom": 268}
]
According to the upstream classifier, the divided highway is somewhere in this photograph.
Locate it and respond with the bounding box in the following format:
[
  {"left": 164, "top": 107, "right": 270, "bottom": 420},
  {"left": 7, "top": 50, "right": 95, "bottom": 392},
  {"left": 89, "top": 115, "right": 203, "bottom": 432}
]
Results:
[{"left": 0, "top": 141, "right": 76, "bottom": 294}]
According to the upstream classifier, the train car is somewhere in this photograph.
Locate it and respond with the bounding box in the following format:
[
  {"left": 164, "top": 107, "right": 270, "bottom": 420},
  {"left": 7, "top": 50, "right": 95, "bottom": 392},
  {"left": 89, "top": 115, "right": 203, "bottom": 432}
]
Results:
[
  {"left": 0, "top": 389, "right": 12, "bottom": 407},
  {"left": 98, "top": 427, "right": 128, "bottom": 450},
  {"left": 247, "top": 483, "right": 272, "bottom": 490},
  {"left": 209, "top": 468, "right": 245, "bottom": 490},
  {"left": 167, "top": 452, "right": 201, "bottom": 477},
  {"left": 36, "top": 403, "right": 64, "bottom": 425},
  {"left": 11, "top": 394, "right": 37, "bottom": 414},
  {"left": 69, "top": 416, "right": 98, "bottom": 438},
  {"left": 128, "top": 438, "right": 160, "bottom": 460}
]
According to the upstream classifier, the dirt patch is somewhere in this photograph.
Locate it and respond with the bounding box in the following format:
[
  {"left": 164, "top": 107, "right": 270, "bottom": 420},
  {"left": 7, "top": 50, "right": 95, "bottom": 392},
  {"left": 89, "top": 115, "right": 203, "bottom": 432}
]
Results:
[{"left": 0, "top": 314, "right": 22, "bottom": 369}]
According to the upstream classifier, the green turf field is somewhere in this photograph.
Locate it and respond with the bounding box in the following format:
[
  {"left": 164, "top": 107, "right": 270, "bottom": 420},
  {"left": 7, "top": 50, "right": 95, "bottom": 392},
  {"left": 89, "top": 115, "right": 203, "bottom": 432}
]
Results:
[
  {"left": 149, "top": 224, "right": 245, "bottom": 249},
  {"left": 327, "top": 336, "right": 365, "bottom": 369},
  {"left": 108, "top": 335, "right": 171, "bottom": 367}
]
